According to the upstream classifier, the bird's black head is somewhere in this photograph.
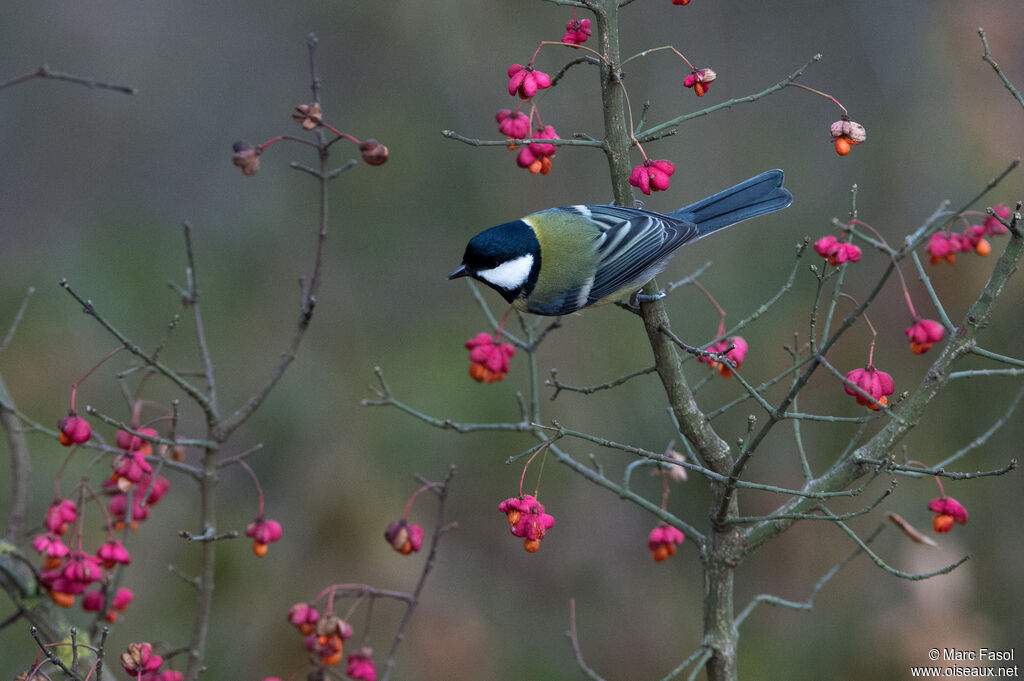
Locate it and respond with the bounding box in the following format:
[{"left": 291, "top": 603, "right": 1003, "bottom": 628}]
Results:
[{"left": 448, "top": 219, "right": 541, "bottom": 303}]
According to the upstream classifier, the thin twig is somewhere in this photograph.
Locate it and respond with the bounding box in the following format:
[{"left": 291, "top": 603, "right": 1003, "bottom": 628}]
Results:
[
  {"left": 58, "top": 279, "right": 213, "bottom": 418},
  {"left": 730, "top": 486, "right": 890, "bottom": 524},
  {"left": 979, "top": 29, "right": 1024, "bottom": 108},
  {"left": 441, "top": 129, "right": 604, "bottom": 149},
  {"left": 550, "top": 55, "right": 602, "bottom": 87},
  {"left": 852, "top": 456, "right": 1017, "bottom": 481},
  {"left": 735, "top": 526, "right": 883, "bottom": 626},
  {"left": 636, "top": 54, "right": 822, "bottom": 142},
  {"left": 214, "top": 37, "right": 333, "bottom": 441},
  {"left": 566, "top": 599, "right": 609, "bottom": 681},
  {"left": 0, "top": 65, "right": 136, "bottom": 93},
  {"left": 0, "top": 287, "right": 34, "bottom": 353},
  {"left": 822, "top": 509, "right": 969, "bottom": 580},
  {"left": 547, "top": 365, "right": 656, "bottom": 399},
  {"left": 380, "top": 466, "right": 457, "bottom": 681},
  {"left": 30, "top": 626, "right": 76, "bottom": 678},
  {"left": 181, "top": 223, "right": 219, "bottom": 419},
  {"left": 362, "top": 367, "right": 533, "bottom": 434},
  {"left": 936, "top": 384, "right": 1024, "bottom": 470}
]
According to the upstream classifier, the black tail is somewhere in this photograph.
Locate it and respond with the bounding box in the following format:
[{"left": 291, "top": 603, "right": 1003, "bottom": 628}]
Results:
[{"left": 667, "top": 169, "right": 792, "bottom": 238}]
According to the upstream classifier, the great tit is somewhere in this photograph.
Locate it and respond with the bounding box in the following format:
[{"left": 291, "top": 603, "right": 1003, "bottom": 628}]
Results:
[{"left": 448, "top": 169, "right": 793, "bottom": 316}]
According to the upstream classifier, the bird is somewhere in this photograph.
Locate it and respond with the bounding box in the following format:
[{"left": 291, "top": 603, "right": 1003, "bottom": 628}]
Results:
[{"left": 448, "top": 169, "right": 793, "bottom": 316}]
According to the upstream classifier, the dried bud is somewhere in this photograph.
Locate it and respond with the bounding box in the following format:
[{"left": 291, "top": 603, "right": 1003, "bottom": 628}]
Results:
[
  {"left": 829, "top": 118, "right": 867, "bottom": 143},
  {"left": 696, "top": 67, "right": 716, "bottom": 84},
  {"left": 232, "top": 141, "right": 260, "bottom": 176},
  {"left": 316, "top": 615, "right": 354, "bottom": 640},
  {"left": 120, "top": 642, "right": 162, "bottom": 675},
  {"left": 15, "top": 671, "right": 51, "bottom": 681},
  {"left": 157, "top": 438, "right": 186, "bottom": 461},
  {"left": 292, "top": 103, "right": 323, "bottom": 131},
  {"left": 886, "top": 512, "right": 938, "bottom": 548},
  {"left": 359, "top": 139, "right": 389, "bottom": 166},
  {"left": 653, "top": 442, "right": 688, "bottom": 483}
]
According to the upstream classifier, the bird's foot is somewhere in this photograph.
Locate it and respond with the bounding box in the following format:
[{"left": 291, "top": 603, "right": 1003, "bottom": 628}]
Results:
[{"left": 631, "top": 290, "right": 666, "bottom": 305}]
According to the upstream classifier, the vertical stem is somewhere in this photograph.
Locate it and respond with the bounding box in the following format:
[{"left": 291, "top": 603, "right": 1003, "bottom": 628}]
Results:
[
  {"left": 1, "top": 377, "right": 30, "bottom": 543},
  {"left": 184, "top": 444, "right": 218, "bottom": 681},
  {"left": 701, "top": 523, "right": 740, "bottom": 681},
  {"left": 592, "top": 0, "right": 634, "bottom": 206},
  {"left": 590, "top": 2, "right": 739, "bottom": 678}
]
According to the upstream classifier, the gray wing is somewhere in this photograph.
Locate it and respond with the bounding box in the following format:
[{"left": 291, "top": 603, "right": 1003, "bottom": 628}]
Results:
[{"left": 581, "top": 205, "right": 698, "bottom": 304}]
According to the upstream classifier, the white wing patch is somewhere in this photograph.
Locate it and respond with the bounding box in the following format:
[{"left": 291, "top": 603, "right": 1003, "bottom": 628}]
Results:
[
  {"left": 576, "top": 274, "right": 595, "bottom": 310},
  {"left": 571, "top": 205, "right": 592, "bottom": 219},
  {"left": 478, "top": 254, "right": 534, "bottom": 291}
]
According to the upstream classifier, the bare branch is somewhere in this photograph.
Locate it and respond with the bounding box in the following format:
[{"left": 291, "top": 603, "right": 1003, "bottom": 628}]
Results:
[
  {"left": 823, "top": 510, "right": 969, "bottom": 581},
  {"left": 636, "top": 54, "right": 822, "bottom": 142},
  {"left": 735, "top": 526, "right": 883, "bottom": 626},
  {"left": 0, "top": 287, "right": 34, "bottom": 354},
  {"left": 566, "top": 599, "right": 610, "bottom": 681},
  {"left": 380, "top": 466, "right": 457, "bottom": 681},
  {"left": 979, "top": 28, "right": 1024, "bottom": 108},
  {"left": 0, "top": 65, "right": 136, "bottom": 93}
]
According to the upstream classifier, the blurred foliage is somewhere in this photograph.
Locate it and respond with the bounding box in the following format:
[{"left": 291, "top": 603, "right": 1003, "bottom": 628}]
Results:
[{"left": 1, "top": 1, "right": 1023, "bottom": 679}]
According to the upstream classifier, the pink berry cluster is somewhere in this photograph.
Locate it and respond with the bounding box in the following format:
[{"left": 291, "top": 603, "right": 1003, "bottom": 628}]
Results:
[
  {"left": 33, "top": 489, "right": 139, "bottom": 614},
  {"left": 648, "top": 524, "right": 685, "bottom": 562},
  {"left": 929, "top": 496, "right": 968, "bottom": 533},
  {"left": 246, "top": 516, "right": 283, "bottom": 557},
  {"left": 384, "top": 519, "right": 424, "bottom": 555},
  {"left": 927, "top": 205, "right": 1011, "bottom": 265},
  {"left": 383, "top": 480, "right": 438, "bottom": 555},
  {"left": 905, "top": 318, "right": 945, "bottom": 355},
  {"left": 683, "top": 67, "right": 716, "bottom": 97},
  {"left": 844, "top": 365, "right": 895, "bottom": 411},
  {"left": 37, "top": 371, "right": 183, "bottom": 617},
  {"left": 507, "top": 64, "right": 552, "bottom": 100},
  {"left": 58, "top": 412, "right": 92, "bottom": 446},
  {"left": 820, "top": 202, "right": 1013, "bottom": 409},
  {"left": 629, "top": 159, "right": 676, "bottom": 196},
  {"left": 32, "top": 494, "right": 135, "bottom": 617},
  {"left": 498, "top": 494, "right": 556, "bottom": 553},
  {"left": 495, "top": 108, "right": 559, "bottom": 176},
  {"left": 813, "top": 234, "right": 862, "bottom": 266},
  {"left": 561, "top": 17, "right": 592, "bottom": 45},
  {"left": 499, "top": 54, "right": 558, "bottom": 174},
  {"left": 465, "top": 332, "right": 516, "bottom": 383},
  {"left": 105, "top": 427, "right": 172, "bottom": 531},
  {"left": 494, "top": 11, "right": 718, "bottom": 182},
  {"left": 284, "top": 601, "right": 377, "bottom": 678}
]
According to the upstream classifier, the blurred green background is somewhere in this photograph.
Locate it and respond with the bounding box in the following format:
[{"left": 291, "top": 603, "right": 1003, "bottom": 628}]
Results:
[{"left": 2, "top": 1, "right": 1023, "bottom": 679}]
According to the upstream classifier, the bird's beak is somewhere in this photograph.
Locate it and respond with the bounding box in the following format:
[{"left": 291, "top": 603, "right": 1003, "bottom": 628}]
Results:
[{"left": 447, "top": 264, "right": 469, "bottom": 280}]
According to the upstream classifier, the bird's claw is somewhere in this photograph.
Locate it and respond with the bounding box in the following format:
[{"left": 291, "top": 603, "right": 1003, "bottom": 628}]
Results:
[{"left": 631, "top": 290, "right": 666, "bottom": 305}]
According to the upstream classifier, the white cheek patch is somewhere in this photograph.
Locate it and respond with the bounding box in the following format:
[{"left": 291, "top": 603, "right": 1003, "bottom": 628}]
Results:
[{"left": 478, "top": 254, "right": 534, "bottom": 291}]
